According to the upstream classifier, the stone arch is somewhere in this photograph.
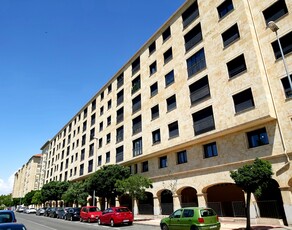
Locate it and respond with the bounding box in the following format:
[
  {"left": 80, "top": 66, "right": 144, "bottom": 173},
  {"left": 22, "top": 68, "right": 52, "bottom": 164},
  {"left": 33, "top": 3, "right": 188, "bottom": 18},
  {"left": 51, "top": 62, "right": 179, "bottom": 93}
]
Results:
[
  {"left": 177, "top": 186, "right": 198, "bottom": 208},
  {"left": 138, "top": 192, "right": 154, "bottom": 214},
  {"left": 159, "top": 189, "right": 173, "bottom": 215},
  {"left": 119, "top": 194, "right": 132, "bottom": 211}
]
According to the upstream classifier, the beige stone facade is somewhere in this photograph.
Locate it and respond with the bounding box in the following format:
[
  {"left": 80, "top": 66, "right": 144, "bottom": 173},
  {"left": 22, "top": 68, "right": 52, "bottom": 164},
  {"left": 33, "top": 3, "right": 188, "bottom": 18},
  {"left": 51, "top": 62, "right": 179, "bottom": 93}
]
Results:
[{"left": 29, "top": 0, "right": 292, "bottom": 225}]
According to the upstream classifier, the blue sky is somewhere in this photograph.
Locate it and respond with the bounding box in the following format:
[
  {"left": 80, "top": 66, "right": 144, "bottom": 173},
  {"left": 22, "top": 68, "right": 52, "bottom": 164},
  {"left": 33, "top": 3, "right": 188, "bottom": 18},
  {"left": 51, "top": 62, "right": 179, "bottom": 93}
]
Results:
[{"left": 0, "top": 0, "right": 185, "bottom": 195}]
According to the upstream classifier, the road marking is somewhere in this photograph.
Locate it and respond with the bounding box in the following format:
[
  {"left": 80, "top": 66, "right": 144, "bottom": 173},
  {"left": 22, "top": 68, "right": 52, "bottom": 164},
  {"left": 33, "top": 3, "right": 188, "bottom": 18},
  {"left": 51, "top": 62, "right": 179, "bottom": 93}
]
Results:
[{"left": 19, "top": 218, "right": 58, "bottom": 230}]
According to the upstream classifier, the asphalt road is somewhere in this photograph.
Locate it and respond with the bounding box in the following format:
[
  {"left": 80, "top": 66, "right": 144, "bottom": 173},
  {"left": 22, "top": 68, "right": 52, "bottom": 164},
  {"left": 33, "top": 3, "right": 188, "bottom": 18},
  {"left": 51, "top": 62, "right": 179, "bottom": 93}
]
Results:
[{"left": 15, "top": 212, "right": 160, "bottom": 230}]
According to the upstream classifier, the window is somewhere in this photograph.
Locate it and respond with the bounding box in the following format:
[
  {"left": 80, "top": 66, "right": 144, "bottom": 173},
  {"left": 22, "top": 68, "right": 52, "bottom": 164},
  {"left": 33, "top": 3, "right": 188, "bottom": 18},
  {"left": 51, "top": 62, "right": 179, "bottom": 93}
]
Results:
[
  {"left": 106, "top": 133, "right": 111, "bottom": 144},
  {"left": 192, "top": 106, "right": 215, "bottom": 135},
  {"left": 150, "top": 82, "right": 158, "bottom": 97},
  {"left": 107, "top": 116, "right": 111, "bottom": 126},
  {"left": 132, "top": 96, "right": 142, "bottom": 115},
  {"left": 271, "top": 31, "right": 292, "bottom": 59},
  {"left": 98, "top": 138, "right": 102, "bottom": 148},
  {"left": 106, "top": 152, "right": 110, "bottom": 163},
  {"left": 100, "top": 91, "right": 104, "bottom": 101},
  {"left": 97, "top": 156, "right": 102, "bottom": 166},
  {"left": 99, "top": 121, "right": 103, "bottom": 132},
  {"left": 227, "top": 54, "right": 247, "bottom": 78},
  {"left": 133, "top": 164, "right": 138, "bottom": 174},
  {"left": 89, "top": 143, "right": 94, "bottom": 157},
  {"left": 107, "top": 84, "right": 112, "bottom": 93},
  {"left": 167, "top": 95, "right": 177, "bottom": 111},
  {"left": 151, "top": 105, "right": 159, "bottom": 120},
  {"left": 117, "top": 89, "right": 124, "bottom": 106},
  {"left": 233, "top": 88, "right": 255, "bottom": 113},
  {"left": 117, "top": 73, "right": 124, "bottom": 88},
  {"left": 159, "top": 156, "right": 167, "bottom": 168},
  {"left": 204, "top": 142, "right": 218, "bottom": 158},
  {"left": 88, "top": 159, "right": 93, "bottom": 173},
  {"left": 152, "top": 129, "right": 161, "bottom": 144},
  {"left": 164, "top": 48, "right": 173, "bottom": 64},
  {"left": 116, "top": 126, "right": 124, "bottom": 143},
  {"left": 177, "top": 150, "right": 187, "bottom": 164},
  {"left": 133, "top": 137, "right": 143, "bottom": 157},
  {"left": 149, "top": 41, "right": 156, "bottom": 55},
  {"left": 162, "top": 26, "right": 171, "bottom": 41},
  {"left": 168, "top": 121, "right": 179, "bottom": 138},
  {"left": 247, "top": 128, "right": 269, "bottom": 148},
  {"left": 182, "top": 1, "right": 199, "bottom": 28},
  {"left": 79, "top": 163, "right": 84, "bottom": 176},
  {"left": 263, "top": 0, "right": 288, "bottom": 24},
  {"left": 83, "top": 108, "right": 88, "bottom": 119},
  {"left": 91, "top": 99, "right": 96, "bottom": 111},
  {"left": 82, "top": 121, "right": 87, "bottom": 132},
  {"left": 81, "top": 134, "right": 86, "bottom": 146},
  {"left": 108, "top": 99, "right": 112, "bottom": 110},
  {"left": 132, "top": 75, "right": 141, "bottom": 94},
  {"left": 91, "top": 113, "right": 96, "bottom": 126},
  {"left": 281, "top": 76, "right": 292, "bottom": 98},
  {"left": 116, "top": 146, "right": 124, "bottom": 163},
  {"left": 187, "top": 48, "right": 206, "bottom": 77},
  {"left": 150, "top": 61, "right": 157, "bottom": 75},
  {"left": 132, "top": 57, "right": 140, "bottom": 75},
  {"left": 90, "top": 128, "right": 95, "bottom": 140},
  {"left": 116, "top": 107, "right": 124, "bottom": 124},
  {"left": 100, "top": 106, "right": 104, "bottom": 116},
  {"left": 81, "top": 149, "right": 85, "bottom": 161},
  {"left": 189, "top": 76, "right": 210, "bottom": 105},
  {"left": 132, "top": 115, "right": 142, "bottom": 135},
  {"left": 222, "top": 24, "right": 240, "bottom": 47},
  {"left": 184, "top": 23, "right": 202, "bottom": 52},
  {"left": 217, "top": 0, "right": 234, "bottom": 19},
  {"left": 142, "top": 161, "right": 149, "bottom": 172},
  {"left": 165, "top": 70, "right": 174, "bottom": 86}
]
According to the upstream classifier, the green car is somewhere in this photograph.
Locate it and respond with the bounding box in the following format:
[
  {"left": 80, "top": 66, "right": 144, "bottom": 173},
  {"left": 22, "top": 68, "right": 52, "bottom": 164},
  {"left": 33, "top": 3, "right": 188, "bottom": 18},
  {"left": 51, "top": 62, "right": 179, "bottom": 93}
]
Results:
[{"left": 160, "top": 207, "right": 221, "bottom": 230}]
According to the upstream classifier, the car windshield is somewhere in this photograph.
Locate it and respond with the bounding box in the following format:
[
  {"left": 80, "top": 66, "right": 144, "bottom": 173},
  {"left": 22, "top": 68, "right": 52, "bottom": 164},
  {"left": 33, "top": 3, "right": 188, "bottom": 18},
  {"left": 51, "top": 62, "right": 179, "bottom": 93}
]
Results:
[
  {"left": 89, "top": 207, "right": 99, "bottom": 212},
  {"left": 0, "top": 213, "right": 13, "bottom": 223},
  {"left": 116, "top": 208, "right": 130, "bottom": 212},
  {"left": 200, "top": 209, "right": 216, "bottom": 217}
]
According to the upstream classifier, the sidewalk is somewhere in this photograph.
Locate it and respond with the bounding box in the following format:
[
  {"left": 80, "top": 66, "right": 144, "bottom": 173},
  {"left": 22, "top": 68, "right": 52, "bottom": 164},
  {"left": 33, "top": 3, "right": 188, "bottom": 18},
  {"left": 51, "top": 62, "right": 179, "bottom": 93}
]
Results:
[{"left": 134, "top": 215, "right": 292, "bottom": 230}]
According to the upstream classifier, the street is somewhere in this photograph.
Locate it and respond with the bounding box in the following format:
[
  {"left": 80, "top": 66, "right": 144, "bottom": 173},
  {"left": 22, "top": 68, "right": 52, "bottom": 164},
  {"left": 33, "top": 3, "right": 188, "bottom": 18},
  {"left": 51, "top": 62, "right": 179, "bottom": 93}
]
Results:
[{"left": 15, "top": 212, "right": 161, "bottom": 230}]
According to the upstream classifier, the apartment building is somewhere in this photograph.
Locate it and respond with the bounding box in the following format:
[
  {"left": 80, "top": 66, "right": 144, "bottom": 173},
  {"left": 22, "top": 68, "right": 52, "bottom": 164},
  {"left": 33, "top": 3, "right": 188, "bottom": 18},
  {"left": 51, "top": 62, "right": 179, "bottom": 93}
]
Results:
[
  {"left": 12, "top": 154, "right": 42, "bottom": 198},
  {"left": 41, "top": 0, "right": 292, "bottom": 225}
]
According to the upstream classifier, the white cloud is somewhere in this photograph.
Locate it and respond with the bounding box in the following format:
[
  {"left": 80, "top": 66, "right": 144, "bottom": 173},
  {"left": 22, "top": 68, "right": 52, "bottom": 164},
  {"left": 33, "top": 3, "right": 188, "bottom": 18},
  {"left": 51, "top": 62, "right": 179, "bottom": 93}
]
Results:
[{"left": 0, "top": 174, "right": 14, "bottom": 195}]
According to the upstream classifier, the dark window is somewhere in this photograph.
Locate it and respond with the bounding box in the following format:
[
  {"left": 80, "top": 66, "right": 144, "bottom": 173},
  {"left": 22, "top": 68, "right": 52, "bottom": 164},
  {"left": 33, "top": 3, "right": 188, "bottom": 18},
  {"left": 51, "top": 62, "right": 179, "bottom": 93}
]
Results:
[
  {"left": 81, "top": 149, "right": 85, "bottom": 161},
  {"left": 204, "top": 142, "right": 218, "bottom": 158},
  {"left": 142, "top": 161, "right": 149, "bottom": 172},
  {"left": 117, "top": 89, "right": 124, "bottom": 106},
  {"left": 165, "top": 70, "right": 174, "bottom": 86},
  {"left": 99, "top": 122, "right": 103, "bottom": 132},
  {"left": 83, "top": 108, "right": 88, "bottom": 119},
  {"left": 89, "top": 143, "right": 94, "bottom": 157},
  {"left": 117, "top": 73, "right": 124, "bottom": 89},
  {"left": 187, "top": 48, "right": 206, "bottom": 77},
  {"left": 162, "top": 26, "right": 171, "bottom": 41},
  {"left": 159, "top": 156, "right": 167, "bottom": 168},
  {"left": 90, "top": 128, "right": 95, "bottom": 140},
  {"left": 108, "top": 99, "right": 112, "bottom": 110},
  {"left": 116, "top": 107, "right": 124, "bottom": 124},
  {"left": 167, "top": 95, "right": 177, "bottom": 112},
  {"left": 217, "top": 0, "right": 234, "bottom": 19},
  {"left": 164, "top": 48, "right": 173, "bottom": 64},
  {"left": 192, "top": 106, "right": 215, "bottom": 135},
  {"left": 150, "top": 61, "right": 157, "bottom": 75},
  {"left": 97, "top": 156, "right": 102, "bottom": 166},
  {"left": 100, "top": 106, "right": 104, "bottom": 116},
  {"left": 263, "top": 0, "right": 288, "bottom": 24},
  {"left": 189, "top": 76, "right": 210, "bottom": 105},
  {"left": 233, "top": 88, "right": 255, "bottom": 113},
  {"left": 168, "top": 121, "right": 179, "bottom": 138},
  {"left": 91, "top": 113, "right": 96, "bottom": 126},
  {"left": 82, "top": 121, "right": 87, "bottom": 132},
  {"left": 149, "top": 41, "right": 156, "bottom": 55},
  {"left": 133, "top": 137, "right": 143, "bottom": 157},
  {"left": 150, "top": 82, "right": 158, "bottom": 97},
  {"left": 106, "top": 133, "right": 111, "bottom": 144},
  {"left": 116, "top": 126, "right": 124, "bottom": 143},
  {"left": 132, "top": 115, "right": 142, "bottom": 135},
  {"left": 151, "top": 105, "right": 159, "bottom": 120},
  {"left": 184, "top": 23, "right": 202, "bottom": 52},
  {"left": 81, "top": 134, "right": 86, "bottom": 146},
  {"left": 108, "top": 84, "right": 112, "bottom": 93},
  {"left": 79, "top": 164, "right": 84, "bottom": 176},
  {"left": 98, "top": 138, "right": 102, "bottom": 148},
  {"left": 91, "top": 99, "right": 96, "bottom": 111},
  {"left": 271, "top": 31, "right": 292, "bottom": 59},
  {"left": 88, "top": 159, "right": 93, "bottom": 173},
  {"left": 227, "top": 54, "right": 247, "bottom": 78},
  {"left": 106, "top": 152, "right": 110, "bottom": 163},
  {"left": 107, "top": 116, "right": 111, "bottom": 126},
  {"left": 222, "top": 24, "right": 240, "bottom": 47},
  {"left": 132, "top": 94, "right": 141, "bottom": 114},
  {"left": 132, "top": 57, "right": 140, "bottom": 75},
  {"left": 116, "top": 146, "right": 124, "bottom": 163},
  {"left": 281, "top": 76, "right": 292, "bottom": 98},
  {"left": 182, "top": 1, "right": 199, "bottom": 28},
  {"left": 247, "top": 128, "right": 269, "bottom": 148},
  {"left": 152, "top": 129, "right": 161, "bottom": 144},
  {"left": 100, "top": 91, "right": 104, "bottom": 101},
  {"left": 177, "top": 150, "right": 187, "bottom": 164},
  {"left": 132, "top": 75, "right": 141, "bottom": 94}
]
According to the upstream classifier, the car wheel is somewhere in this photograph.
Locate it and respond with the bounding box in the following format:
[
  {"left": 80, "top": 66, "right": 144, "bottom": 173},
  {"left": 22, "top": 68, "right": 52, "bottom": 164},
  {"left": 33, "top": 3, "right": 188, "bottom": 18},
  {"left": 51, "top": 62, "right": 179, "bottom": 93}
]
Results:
[
  {"left": 88, "top": 218, "right": 91, "bottom": 223},
  {"left": 161, "top": 224, "right": 169, "bottom": 230},
  {"left": 97, "top": 218, "right": 101, "bottom": 225},
  {"left": 110, "top": 219, "right": 115, "bottom": 227},
  {"left": 70, "top": 216, "right": 73, "bottom": 221},
  {"left": 191, "top": 226, "right": 199, "bottom": 230}
]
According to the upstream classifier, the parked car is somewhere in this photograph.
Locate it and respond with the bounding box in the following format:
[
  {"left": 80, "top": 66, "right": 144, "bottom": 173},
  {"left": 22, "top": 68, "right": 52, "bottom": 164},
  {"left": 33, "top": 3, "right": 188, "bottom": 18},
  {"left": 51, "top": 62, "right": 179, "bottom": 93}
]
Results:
[
  {"left": 0, "top": 223, "right": 27, "bottom": 230},
  {"left": 15, "top": 207, "right": 24, "bottom": 213},
  {"left": 36, "top": 208, "right": 45, "bottom": 216},
  {"left": 64, "top": 207, "right": 81, "bottom": 221},
  {"left": 25, "top": 208, "right": 36, "bottom": 214},
  {"left": 56, "top": 208, "right": 65, "bottom": 219},
  {"left": 80, "top": 206, "right": 102, "bottom": 223},
  {"left": 0, "top": 210, "right": 17, "bottom": 223},
  {"left": 98, "top": 206, "right": 133, "bottom": 227},
  {"left": 49, "top": 208, "right": 57, "bottom": 218},
  {"left": 160, "top": 207, "right": 220, "bottom": 230},
  {"left": 43, "top": 207, "right": 51, "bottom": 217}
]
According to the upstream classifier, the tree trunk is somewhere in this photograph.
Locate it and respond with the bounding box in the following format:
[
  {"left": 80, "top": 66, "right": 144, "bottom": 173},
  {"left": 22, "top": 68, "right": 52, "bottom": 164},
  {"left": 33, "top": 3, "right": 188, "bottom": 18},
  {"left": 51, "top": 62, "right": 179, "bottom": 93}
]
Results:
[{"left": 246, "top": 192, "right": 251, "bottom": 230}]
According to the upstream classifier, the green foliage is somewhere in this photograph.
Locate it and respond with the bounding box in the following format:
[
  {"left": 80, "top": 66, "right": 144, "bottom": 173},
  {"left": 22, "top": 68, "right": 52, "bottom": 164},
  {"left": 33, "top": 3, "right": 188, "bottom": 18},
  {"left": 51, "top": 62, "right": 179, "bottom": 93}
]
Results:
[
  {"left": 0, "top": 194, "right": 13, "bottom": 207},
  {"left": 62, "top": 181, "right": 88, "bottom": 206},
  {"left": 41, "top": 181, "right": 70, "bottom": 205},
  {"left": 31, "top": 190, "right": 42, "bottom": 205},
  {"left": 115, "top": 174, "right": 153, "bottom": 200},
  {"left": 23, "top": 190, "right": 36, "bottom": 206}
]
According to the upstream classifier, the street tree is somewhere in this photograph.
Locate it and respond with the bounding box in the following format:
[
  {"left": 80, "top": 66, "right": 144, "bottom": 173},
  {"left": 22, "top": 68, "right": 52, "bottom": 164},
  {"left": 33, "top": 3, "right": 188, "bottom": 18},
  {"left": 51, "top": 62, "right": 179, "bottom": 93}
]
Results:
[
  {"left": 31, "top": 190, "right": 43, "bottom": 206},
  {"left": 41, "top": 181, "right": 70, "bottom": 206},
  {"left": 230, "top": 158, "right": 273, "bottom": 230},
  {"left": 62, "top": 181, "right": 88, "bottom": 206},
  {"left": 22, "top": 190, "right": 36, "bottom": 206}
]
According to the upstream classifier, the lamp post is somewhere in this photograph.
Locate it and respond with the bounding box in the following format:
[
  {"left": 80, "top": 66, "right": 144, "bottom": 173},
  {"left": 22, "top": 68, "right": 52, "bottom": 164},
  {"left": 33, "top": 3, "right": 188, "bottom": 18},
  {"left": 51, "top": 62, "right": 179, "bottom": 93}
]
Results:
[{"left": 268, "top": 21, "right": 292, "bottom": 95}]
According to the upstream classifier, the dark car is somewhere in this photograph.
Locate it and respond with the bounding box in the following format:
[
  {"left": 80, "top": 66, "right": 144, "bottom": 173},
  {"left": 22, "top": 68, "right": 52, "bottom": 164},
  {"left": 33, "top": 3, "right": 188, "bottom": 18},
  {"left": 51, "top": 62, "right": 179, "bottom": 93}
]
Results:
[
  {"left": 36, "top": 208, "right": 45, "bottom": 216},
  {"left": 49, "top": 208, "right": 57, "bottom": 218},
  {"left": 43, "top": 207, "right": 51, "bottom": 217},
  {"left": 56, "top": 208, "right": 65, "bottom": 219},
  {"left": 98, "top": 206, "right": 133, "bottom": 227},
  {"left": 160, "top": 207, "right": 220, "bottom": 230},
  {"left": 0, "top": 223, "right": 27, "bottom": 230},
  {"left": 0, "top": 210, "right": 17, "bottom": 223},
  {"left": 64, "top": 208, "right": 81, "bottom": 221}
]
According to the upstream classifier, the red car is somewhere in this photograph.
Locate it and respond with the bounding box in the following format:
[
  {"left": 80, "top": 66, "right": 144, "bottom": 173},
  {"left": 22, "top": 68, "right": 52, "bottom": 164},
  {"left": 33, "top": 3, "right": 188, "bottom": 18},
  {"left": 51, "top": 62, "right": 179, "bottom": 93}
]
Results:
[
  {"left": 97, "top": 206, "right": 133, "bottom": 227},
  {"left": 80, "top": 206, "right": 102, "bottom": 223}
]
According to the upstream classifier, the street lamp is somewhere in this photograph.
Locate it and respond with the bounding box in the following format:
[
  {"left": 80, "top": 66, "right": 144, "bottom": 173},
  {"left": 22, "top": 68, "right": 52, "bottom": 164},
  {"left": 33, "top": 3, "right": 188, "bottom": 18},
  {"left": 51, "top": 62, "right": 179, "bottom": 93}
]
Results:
[{"left": 268, "top": 21, "right": 292, "bottom": 96}]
